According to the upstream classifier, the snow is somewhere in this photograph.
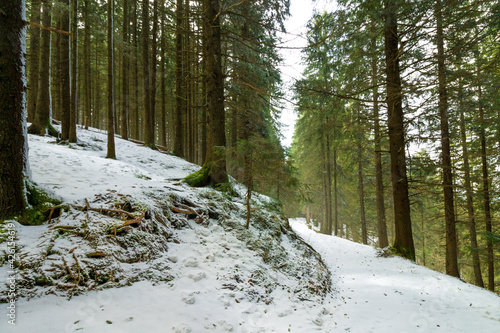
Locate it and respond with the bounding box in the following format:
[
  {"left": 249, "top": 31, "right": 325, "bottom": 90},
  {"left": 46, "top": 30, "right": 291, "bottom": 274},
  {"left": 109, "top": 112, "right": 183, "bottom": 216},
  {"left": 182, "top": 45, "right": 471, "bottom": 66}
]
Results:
[{"left": 1, "top": 127, "right": 499, "bottom": 332}]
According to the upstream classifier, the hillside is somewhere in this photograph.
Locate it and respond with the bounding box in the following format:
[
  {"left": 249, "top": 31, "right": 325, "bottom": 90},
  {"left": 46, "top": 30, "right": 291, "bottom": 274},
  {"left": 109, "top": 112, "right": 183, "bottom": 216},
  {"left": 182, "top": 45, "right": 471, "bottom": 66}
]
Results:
[{"left": 0, "top": 127, "right": 499, "bottom": 332}]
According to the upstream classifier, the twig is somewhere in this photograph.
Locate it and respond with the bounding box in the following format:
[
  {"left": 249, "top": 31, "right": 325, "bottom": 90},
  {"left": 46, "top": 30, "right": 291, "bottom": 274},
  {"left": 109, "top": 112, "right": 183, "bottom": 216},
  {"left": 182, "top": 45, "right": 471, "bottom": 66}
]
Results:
[
  {"left": 72, "top": 253, "right": 81, "bottom": 287},
  {"left": 25, "top": 20, "right": 72, "bottom": 36}
]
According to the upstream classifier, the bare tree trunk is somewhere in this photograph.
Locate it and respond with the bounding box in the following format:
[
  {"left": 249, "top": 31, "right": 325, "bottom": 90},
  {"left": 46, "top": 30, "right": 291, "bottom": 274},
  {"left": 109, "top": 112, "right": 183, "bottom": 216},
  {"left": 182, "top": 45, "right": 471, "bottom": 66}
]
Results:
[
  {"left": 69, "top": 0, "right": 78, "bottom": 142},
  {"left": 142, "top": 0, "right": 153, "bottom": 147},
  {"left": 27, "top": 0, "right": 41, "bottom": 123},
  {"left": 357, "top": 109, "right": 367, "bottom": 245},
  {"left": 106, "top": 0, "right": 116, "bottom": 159},
  {"left": 371, "top": 31, "right": 389, "bottom": 248},
  {"left": 202, "top": 0, "right": 227, "bottom": 185},
  {"left": 132, "top": 0, "right": 139, "bottom": 140},
  {"left": 477, "top": 63, "right": 494, "bottom": 291},
  {"left": 383, "top": 0, "right": 415, "bottom": 260},
  {"left": 150, "top": 0, "right": 158, "bottom": 146},
  {"left": 121, "top": 0, "right": 129, "bottom": 140},
  {"left": 29, "top": 1, "right": 55, "bottom": 137},
  {"left": 333, "top": 146, "right": 339, "bottom": 236},
  {"left": 174, "top": 0, "right": 185, "bottom": 157},
  {"left": 160, "top": 0, "right": 167, "bottom": 147},
  {"left": 84, "top": 0, "right": 92, "bottom": 129},
  {"left": 60, "top": 0, "right": 71, "bottom": 140},
  {"left": 0, "top": 0, "right": 28, "bottom": 220},
  {"left": 436, "top": 0, "right": 459, "bottom": 277},
  {"left": 458, "top": 83, "right": 484, "bottom": 287}
]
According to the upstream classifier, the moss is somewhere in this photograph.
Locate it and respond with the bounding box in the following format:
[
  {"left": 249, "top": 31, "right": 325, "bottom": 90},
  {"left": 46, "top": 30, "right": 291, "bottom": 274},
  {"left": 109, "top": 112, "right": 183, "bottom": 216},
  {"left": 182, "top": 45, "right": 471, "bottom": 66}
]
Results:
[
  {"left": 184, "top": 164, "right": 211, "bottom": 187},
  {"left": 391, "top": 244, "right": 416, "bottom": 261},
  {"left": 18, "top": 182, "right": 62, "bottom": 226},
  {"left": 34, "top": 273, "right": 53, "bottom": 287}
]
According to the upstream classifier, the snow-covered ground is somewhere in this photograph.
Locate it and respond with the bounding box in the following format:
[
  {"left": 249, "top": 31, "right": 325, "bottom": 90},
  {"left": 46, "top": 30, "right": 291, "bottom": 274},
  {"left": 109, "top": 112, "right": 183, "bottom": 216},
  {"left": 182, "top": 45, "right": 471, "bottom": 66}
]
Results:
[{"left": 1, "top": 127, "right": 499, "bottom": 332}]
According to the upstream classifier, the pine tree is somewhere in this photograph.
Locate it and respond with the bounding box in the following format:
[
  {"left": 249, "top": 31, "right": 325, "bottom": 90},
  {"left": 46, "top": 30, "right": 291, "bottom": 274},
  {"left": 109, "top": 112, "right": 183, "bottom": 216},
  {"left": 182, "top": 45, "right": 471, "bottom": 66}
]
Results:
[{"left": 0, "top": 0, "right": 29, "bottom": 220}]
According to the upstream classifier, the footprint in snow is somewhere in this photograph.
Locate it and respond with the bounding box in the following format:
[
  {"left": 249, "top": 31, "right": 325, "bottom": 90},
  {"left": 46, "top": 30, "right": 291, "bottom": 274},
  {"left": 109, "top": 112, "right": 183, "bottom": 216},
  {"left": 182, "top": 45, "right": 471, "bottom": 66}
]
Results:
[
  {"left": 188, "top": 271, "right": 207, "bottom": 282},
  {"left": 172, "top": 323, "right": 192, "bottom": 333},
  {"left": 183, "top": 257, "right": 198, "bottom": 268}
]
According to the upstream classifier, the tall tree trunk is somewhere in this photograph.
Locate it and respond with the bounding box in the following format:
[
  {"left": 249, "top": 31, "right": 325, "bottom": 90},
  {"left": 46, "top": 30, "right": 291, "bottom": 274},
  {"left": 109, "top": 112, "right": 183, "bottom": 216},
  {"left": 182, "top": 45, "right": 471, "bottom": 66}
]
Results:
[
  {"left": 60, "top": 0, "right": 71, "bottom": 140},
  {"left": 150, "top": 0, "right": 158, "bottom": 146},
  {"left": 436, "top": 0, "right": 459, "bottom": 277},
  {"left": 477, "top": 63, "right": 494, "bottom": 291},
  {"left": 84, "top": 0, "right": 92, "bottom": 129},
  {"left": 121, "top": 0, "right": 129, "bottom": 140},
  {"left": 357, "top": 109, "right": 367, "bottom": 245},
  {"left": 383, "top": 0, "right": 415, "bottom": 260},
  {"left": 106, "top": 0, "right": 116, "bottom": 159},
  {"left": 69, "top": 0, "right": 78, "bottom": 142},
  {"left": 132, "top": 0, "right": 139, "bottom": 140},
  {"left": 371, "top": 31, "right": 389, "bottom": 248},
  {"left": 202, "top": 0, "right": 227, "bottom": 185},
  {"left": 160, "top": 0, "right": 167, "bottom": 147},
  {"left": 27, "top": 0, "right": 41, "bottom": 123},
  {"left": 333, "top": 146, "right": 339, "bottom": 236},
  {"left": 51, "top": 14, "right": 61, "bottom": 122},
  {"left": 142, "top": 0, "right": 153, "bottom": 147},
  {"left": 174, "top": 0, "right": 185, "bottom": 157},
  {"left": 0, "top": 0, "right": 28, "bottom": 220},
  {"left": 29, "top": 1, "right": 55, "bottom": 137},
  {"left": 325, "top": 126, "right": 333, "bottom": 236},
  {"left": 458, "top": 82, "right": 484, "bottom": 287}
]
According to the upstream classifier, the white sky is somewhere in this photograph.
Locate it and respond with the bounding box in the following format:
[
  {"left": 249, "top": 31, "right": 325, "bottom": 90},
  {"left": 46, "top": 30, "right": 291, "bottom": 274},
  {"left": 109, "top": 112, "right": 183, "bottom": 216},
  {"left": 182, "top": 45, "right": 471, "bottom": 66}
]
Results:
[{"left": 278, "top": 0, "right": 335, "bottom": 148}]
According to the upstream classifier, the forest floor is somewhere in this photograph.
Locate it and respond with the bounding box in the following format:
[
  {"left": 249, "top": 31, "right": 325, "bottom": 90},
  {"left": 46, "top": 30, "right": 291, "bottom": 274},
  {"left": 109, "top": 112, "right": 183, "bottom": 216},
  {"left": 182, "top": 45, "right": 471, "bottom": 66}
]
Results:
[{"left": 0, "top": 126, "right": 499, "bottom": 332}]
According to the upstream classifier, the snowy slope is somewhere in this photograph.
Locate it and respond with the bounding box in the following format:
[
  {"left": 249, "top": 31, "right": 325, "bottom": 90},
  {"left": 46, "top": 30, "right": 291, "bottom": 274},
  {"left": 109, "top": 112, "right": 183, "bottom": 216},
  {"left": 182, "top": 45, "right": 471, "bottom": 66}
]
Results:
[
  {"left": 1, "top": 127, "right": 499, "bottom": 332},
  {"left": 291, "top": 219, "right": 500, "bottom": 332}
]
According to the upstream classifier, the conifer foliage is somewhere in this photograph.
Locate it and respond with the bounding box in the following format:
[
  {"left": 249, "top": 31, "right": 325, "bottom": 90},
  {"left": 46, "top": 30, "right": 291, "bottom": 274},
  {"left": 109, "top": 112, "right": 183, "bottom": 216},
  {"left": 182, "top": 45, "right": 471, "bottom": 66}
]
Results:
[{"left": 290, "top": 0, "right": 499, "bottom": 292}]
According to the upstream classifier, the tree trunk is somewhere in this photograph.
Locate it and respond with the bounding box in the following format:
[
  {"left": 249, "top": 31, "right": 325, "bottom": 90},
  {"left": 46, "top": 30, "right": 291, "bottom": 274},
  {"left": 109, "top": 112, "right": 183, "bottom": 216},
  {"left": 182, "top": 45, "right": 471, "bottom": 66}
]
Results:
[
  {"left": 106, "top": 0, "right": 116, "bottom": 159},
  {"left": 29, "top": 1, "right": 55, "bottom": 137},
  {"left": 333, "top": 146, "right": 339, "bottom": 236},
  {"left": 436, "top": 0, "right": 459, "bottom": 277},
  {"left": 160, "top": 0, "right": 167, "bottom": 147},
  {"left": 202, "top": 0, "right": 227, "bottom": 185},
  {"left": 121, "top": 0, "right": 129, "bottom": 140},
  {"left": 477, "top": 63, "right": 494, "bottom": 292},
  {"left": 383, "top": 0, "right": 415, "bottom": 260},
  {"left": 371, "top": 31, "right": 389, "bottom": 248},
  {"left": 69, "top": 0, "right": 78, "bottom": 142},
  {"left": 357, "top": 109, "right": 367, "bottom": 245},
  {"left": 150, "top": 0, "right": 158, "bottom": 146},
  {"left": 27, "top": 0, "right": 41, "bottom": 123},
  {"left": 0, "top": 0, "right": 28, "bottom": 220},
  {"left": 458, "top": 82, "right": 484, "bottom": 287},
  {"left": 132, "top": 0, "right": 139, "bottom": 140},
  {"left": 84, "top": 0, "right": 92, "bottom": 130},
  {"left": 142, "top": 0, "right": 153, "bottom": 147},
  {"left": 174, "top": 0, "right": 185, "bottom": 157},
  {"left": 60, "top": 0, "right": 71, "bottom": 140}
]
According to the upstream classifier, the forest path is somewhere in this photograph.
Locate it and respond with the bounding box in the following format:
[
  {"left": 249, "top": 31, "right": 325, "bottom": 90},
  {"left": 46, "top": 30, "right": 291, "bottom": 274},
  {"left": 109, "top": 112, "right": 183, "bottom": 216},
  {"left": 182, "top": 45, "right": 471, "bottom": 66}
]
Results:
[{"left": 290, "top": 219, "right": 500, "bottom": 332}]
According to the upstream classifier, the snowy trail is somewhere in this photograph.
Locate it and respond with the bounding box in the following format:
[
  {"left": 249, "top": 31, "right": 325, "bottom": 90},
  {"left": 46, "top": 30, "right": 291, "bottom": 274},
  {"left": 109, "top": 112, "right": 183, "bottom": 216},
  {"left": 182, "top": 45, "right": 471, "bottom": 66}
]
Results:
[{"left": 290, "top": 219, "right": 500, "bottom": 332}]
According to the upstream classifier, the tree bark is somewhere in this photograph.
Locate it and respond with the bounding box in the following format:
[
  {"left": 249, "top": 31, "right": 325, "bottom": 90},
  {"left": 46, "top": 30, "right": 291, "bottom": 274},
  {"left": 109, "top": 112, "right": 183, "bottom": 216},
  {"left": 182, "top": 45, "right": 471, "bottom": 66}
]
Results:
[
  {"left": 29, "top": 1, "right": 55, "bottom": 137},
  {"left": 160, "top": 0, "right": 167, "bottom": 147},
  {"left": 202, "top": 0, "right": 227, "bottom": 185},
  {"left": 0, "top": 0, "right": 29, "bottom": 220},
  {"left": 436, "top": 0, "right": 459, "bottom": 277},
  {"left": 371, "top": 31, "right": 389, "bottom": 248},
  {"left": 121, "top": 0, "right": 129, "bottom": 140},
  {"left": 174, "top": 0, "right": 185, "bottom": 157},
  {"left": 69, "top": 0, "right": 78, "bottom": 142},
  {"left": 27, "top": 0, "right": 41, "bottom": 123},
  {"left": 84, "top": 0, "right": 92, "bottom": 130},
  {"left": 477, "top": 63, "right": 494, "bottom": 291},
  {"left": 458, "top": 82, "right": 484, "bottom": 287},
  {"left": 60, "top": 0, "right": 71, "bottom": 140},
  {"left": 383, "top": 0, "right": 415, "bottom": 260},
  {"left": 357, "top": 108, "right": 367, "bottom": 245},
  {"left": 142, "top": 0, "right": 153, "bottom": 147},
  {"left": 150, "top": 0, "right": 158, "bottom": 146},
  {"left": 106, "top": 0, "right": 116, "bottom": 159}
]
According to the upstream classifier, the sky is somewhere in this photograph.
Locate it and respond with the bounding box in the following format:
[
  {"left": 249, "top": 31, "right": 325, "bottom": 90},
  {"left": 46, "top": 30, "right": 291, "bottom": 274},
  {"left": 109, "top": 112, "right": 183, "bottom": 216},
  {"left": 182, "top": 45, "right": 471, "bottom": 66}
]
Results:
[{"left": 278, "top": 0, "right": 334, "bottom": 148}]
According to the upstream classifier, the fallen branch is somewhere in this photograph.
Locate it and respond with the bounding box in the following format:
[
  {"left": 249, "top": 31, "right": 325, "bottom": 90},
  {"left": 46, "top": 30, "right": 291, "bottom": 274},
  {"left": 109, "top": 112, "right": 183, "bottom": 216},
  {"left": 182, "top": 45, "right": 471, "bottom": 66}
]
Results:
[{"left": 86, "top": 252, "right": 108, "bottom": 258}]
